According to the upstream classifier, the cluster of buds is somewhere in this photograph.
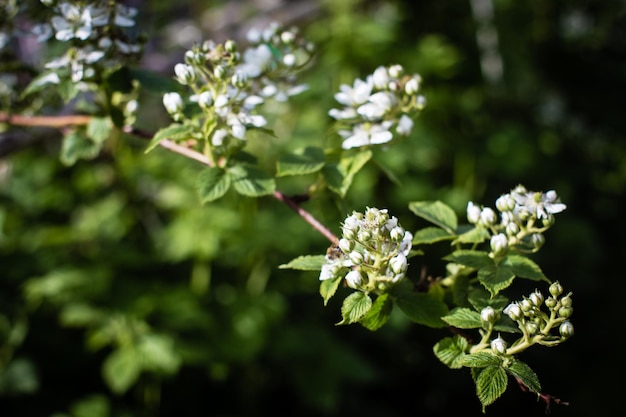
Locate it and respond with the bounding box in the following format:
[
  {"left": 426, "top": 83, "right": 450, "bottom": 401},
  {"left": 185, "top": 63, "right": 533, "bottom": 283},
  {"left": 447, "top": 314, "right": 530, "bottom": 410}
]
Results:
[
  {"left": 476, "top": 282, "right": 574, "bottom": 356},
  {"left": 319, "top": 208, "right": 413, "bottom": 293},
  {"left": 466, "top": 185, "right": 567, "bottom": 257},
  {"left": 33, "top": 0, "right": 143, "bottom": 87},
  {"left": 328, "top": 65, "right": 426, "bottom": 149},
  {"left": 162, "top": 22, "right": 313, "bottom": 155}
]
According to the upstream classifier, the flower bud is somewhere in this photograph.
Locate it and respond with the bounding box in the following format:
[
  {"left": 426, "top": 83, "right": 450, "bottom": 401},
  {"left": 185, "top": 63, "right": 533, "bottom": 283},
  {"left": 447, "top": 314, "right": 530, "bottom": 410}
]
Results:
[
  {"left": 545, "top": 297, "right": 557, "bottom": 309},
  {"left": 560, "top": 293, "right": 573, "bottom": 308},
  {"left": 280, "top": 30, "right": 295, "bottom": 44},
  {"left": 503, "top": 303, "right": 522, "bottom": 321},
  {"left": 491, "top": 336, "right": 507, "bottom": 355},
  {"left": 520, "top": 298, "right": 534, "bottom": 313},
  {"left": 283, "top": 53, "right": 296, "bottom": 67},
  {"left": 531, "top": 233, "right": 545, "bottom": 249},
  {"left": 559, "top": 321, "right": 574, "bottom": 338},
  {"left": 490, "top": 233, "right": 508, "bottom": 255},
  {"left": 348, "top": 251, "right": 364, "bottom": 265},
  {"left": 542, "top": 214, "right": 555, "bottom": 227},
  {"left": 338, "top": 238, "right": 353, "bottom": 253},
  {"left": 505, "top": 221, "right": 519, "bottom": 236},
  {"left": 416, "top": 95, "right": 427, "bottom": 110},
  {"left": 389, "top": 226, "right": 405, "bottom": 242},
  {"left": 389, "top": 254, "right": 408, "bottom": 275},
  {"left": 558, "top": 306, "right": 573, "bottom": 318},
  {"left": 495, "top": 194, "right": 516, "bottom": 212},
  {"left": 174, "top": 63, "right": 196, "bottom": 85},
  {"left": 529, "top": 290, "right": 544, "bottom": 307},
  {"left": 480, "top": 207, "right": 498, "bottom": 226},
  {"left": 163, "top": 92, "right": 183, "bottom": 115},
  {"left": 345, "top": 270, "right": 363, "bottom": 289},
  {"left": 224, "top": 39, "right": 237, "bottom": 52},
  {"left": 213, "top": 65, "right": 226, "bottom": 80},
  {"left": 196, "top": 91, "right": 213, "bottom": 109},
  {"left": 404, "top": 76, "right": 420, "bottom": 95},
  {"left": 525, "top": 322, "right": 539, "bottom": 335},
  {"left": 357, "top": 229, "right": 372, "bottom": 242},
  {"left": 480, "top": 306, "right": 496, "bottom": 324},
  {"left": 388, "top": 64, "right": 403, "bottom": 78},
  {"left": 372, "top": 66, "right": 390, "bottom": 89},
  {"left": 467, "top": 202, "right": 481, "bottom": 224},
  {"left": 549, "top": 281, "right": 563, "bottom": 297}
]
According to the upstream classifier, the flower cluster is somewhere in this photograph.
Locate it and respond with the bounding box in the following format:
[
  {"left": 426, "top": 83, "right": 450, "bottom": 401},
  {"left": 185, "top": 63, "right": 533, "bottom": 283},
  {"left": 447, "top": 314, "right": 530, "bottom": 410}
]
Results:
[
  {"left": 162, "top": 22, "right": 314, "bottom": 156},
  {"left": 467, "top": 185, "right": 567, "bottom": 257},
  {"left": 494, "top": 282, "right": 573, "bottom": 355},
  {"left": 328, "top": 65, "right": 426, "bottom": 149},
  {"left": 33, "top": 0, "right": 143, "bottom": 86},
  {"left": 319, "top": 207, "right": 413, "bottom": 293}
]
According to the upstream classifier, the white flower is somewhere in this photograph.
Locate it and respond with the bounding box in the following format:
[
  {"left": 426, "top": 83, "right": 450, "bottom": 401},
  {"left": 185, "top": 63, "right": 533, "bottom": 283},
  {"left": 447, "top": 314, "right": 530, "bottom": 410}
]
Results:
[
  {"left": 52, "top": 3, "right": 93, "bottom": 41},
  {"left": 328, "top": 107, "right": 358, "bottom": 120},
  {"left": 334, "top": 78, "right": 373, "bottom": 107},
  {"left": 396, "top": 114, "right": 413, "bottom": 135},
  {"left": 237, "top": 44, "right": 273, "bottom": 78},
  {"left": 212, "top": 129, "right": 228, "bottom": 146},
  {"left": 372, "top": 66, "right": 390, "bottom": 89},
  {"left": 340, "top": 121, "right": 393, "bottom": 149},
  {"left": 511, "top": 188, "right": 566, "bottom": 219},
  {"left": 357, "top": 91, "right": 396, "bottom": 120}
]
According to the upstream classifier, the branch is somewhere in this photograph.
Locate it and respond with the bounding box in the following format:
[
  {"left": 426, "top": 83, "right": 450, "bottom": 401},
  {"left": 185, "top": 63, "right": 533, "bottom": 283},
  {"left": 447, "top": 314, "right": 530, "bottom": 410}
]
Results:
[{"left": 2, "top": 114, "right": 338, "bottom": 244}]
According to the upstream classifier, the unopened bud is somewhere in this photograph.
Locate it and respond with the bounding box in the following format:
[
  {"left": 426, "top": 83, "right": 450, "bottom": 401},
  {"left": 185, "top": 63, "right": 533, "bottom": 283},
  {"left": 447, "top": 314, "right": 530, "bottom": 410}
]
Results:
[
  {"left": 480, "top": 306, "right": 496, "bottom": 324},
  {"left": 558, "top": 306, "right": 573, "bottom": 318},
  {"left": 549, "top": 281, "right": 563, "bottom": 297},
  {"left": 491, "top": 336, "right": 507, "bottom": 355},
  {"left": 529, "top": 290, "right": 544, "bottom": 307},
  {"left": 503, "top": 303, "right": 522, "bottom": 321},
  {"left": 345, "top": 270, "right": 363, "bottom": 289},
  {"left": 559, "top": 321, "right": 574, "bottom": 338}
]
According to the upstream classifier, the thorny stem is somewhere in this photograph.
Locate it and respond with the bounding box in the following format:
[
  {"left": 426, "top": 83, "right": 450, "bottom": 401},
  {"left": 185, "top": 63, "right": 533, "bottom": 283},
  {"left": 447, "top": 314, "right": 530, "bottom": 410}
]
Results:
[{"left": 1, "top": 112, "right": 339, "bottom": 245}]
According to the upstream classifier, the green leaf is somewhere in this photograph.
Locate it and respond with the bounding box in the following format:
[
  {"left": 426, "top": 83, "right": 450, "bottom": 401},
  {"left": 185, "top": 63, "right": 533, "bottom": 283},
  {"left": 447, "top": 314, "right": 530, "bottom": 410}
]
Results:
[
  {"left": 444, "top": 250, "right": 493, "bottom": 269},
  {"left": 441, "top": 307, "right": 482, "bottom": 329},
  {"left": 102, "top": 347, "right": 141, "bottom": 394},
  {"left": 412, "top": 226, "right": 454, "bottom": 245},
  {"left": 59, "top": 303, "right": 105, "bottom": 327},
  {"left": 324, "top": 150, "right": 372, "bottom": 197},
  {"left": 467, "top": 286, "right": 510, "bottom": 311},
  {"left": 230, "top": 165, "right": 276, "bottom": 197},
  {"left": 433, "top": 335, "right": 468, "bottom": 369},
  {"left": 320, "top": 276, "right": 343, "bottom": 306},
  {"left": 460, "top": 352, "right": 502, "bottom": 368},
  {"left": 478, "top": 265, "right": 515, "bottom": 297},
  {"left": 276, "top": 146, "right": 326, "bottom": 176},
  {"left": 20, "top": 71, "right": 60, "bottom": 98},
  {"left": 360, "top": 293, "right": 393, "bottom": 331},
  {"left": 145, "top": 123, "right": 195, "bottom": 153},
  {"left": 338, "top": 292, "right": 372, "bottom": 325},
  {"left": 279, "top": 255, "right": 326, "bottom": 270},
  {"left": 506, "top": 360, "right": 541, "bottom": 394},
  {"left": 129, "top": 68, "right": 182, "bottom": 94},
  {"left": 60, "top": 130, "right": 103, "bottom": 166},
  {"left": 408, "top": 200, "right": 458, "bottom": 233},
  {"left": 87, "top": 117, "right": 112, "bottom": 145},
  {"left": 452, "top": 226, "right": 490, "bottom": 245},
  {"left": 196, "top": 167, "right": 231, "bottom": 203},
  {"left": 137, "top": 334, "right": 181, "bottom": 374},
  {"left": 501, "top": 254, "right": 549, "bottom": 282},
  {"left": 475, "top": 365, "right": 508, "bottom": 411},
  {"left": 392, "top": 284, "right": 448, "bottom": 328}
]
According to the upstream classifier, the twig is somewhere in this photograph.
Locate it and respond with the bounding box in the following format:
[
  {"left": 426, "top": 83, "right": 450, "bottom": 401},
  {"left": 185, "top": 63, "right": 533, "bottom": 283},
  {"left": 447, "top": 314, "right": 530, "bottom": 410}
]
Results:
[
  {"left": 4, "top": 114, "right": 338, "bottom": 244},
  {"left": 514, "top": 376, "right": 569, "bottom": 414}
]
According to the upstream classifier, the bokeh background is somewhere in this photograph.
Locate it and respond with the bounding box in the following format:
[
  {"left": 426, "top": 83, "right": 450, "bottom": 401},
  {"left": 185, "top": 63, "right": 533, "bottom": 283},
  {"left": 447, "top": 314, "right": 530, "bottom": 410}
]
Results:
[{"left": 1, "top": 0, "right": 624, "bottom": 416}]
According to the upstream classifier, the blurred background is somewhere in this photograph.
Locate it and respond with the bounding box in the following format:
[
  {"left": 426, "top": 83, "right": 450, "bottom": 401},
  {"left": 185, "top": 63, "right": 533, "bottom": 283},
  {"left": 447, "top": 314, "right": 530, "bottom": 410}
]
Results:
[{"left": 1, "top": 0, "right": 624, "bottom": 416}]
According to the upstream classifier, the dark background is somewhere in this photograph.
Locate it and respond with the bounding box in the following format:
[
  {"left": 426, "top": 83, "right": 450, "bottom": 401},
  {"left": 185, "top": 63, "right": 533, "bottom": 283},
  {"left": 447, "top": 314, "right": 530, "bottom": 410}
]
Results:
[{"left": 1, "top": 0, "right": 623, "bottom": 416}]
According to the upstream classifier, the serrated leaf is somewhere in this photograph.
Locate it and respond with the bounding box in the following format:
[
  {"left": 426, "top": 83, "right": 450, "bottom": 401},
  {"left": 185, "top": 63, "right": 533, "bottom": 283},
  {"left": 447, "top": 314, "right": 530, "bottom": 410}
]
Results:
[
  {"left": 478, "top": 265, "right": 515, "bottom": 297},
  {"left": 145, "top": 123, "right": 195, "bottom": 153},
  {"left": 467, "top": 286, "right": 510, "bottom": 311},
  {"left": 475, "top": 365, "right": 508, "bottom": 411},
  {"left": 324, "top": 150, "right": 372, "bottom": 197},
  {"left": 60, "top": 130, "right": 102, "bottom": 166},
  {"left": 102, "top": 347, "right": 141, "bottom": 394},
  {"left": 320, "top": 276, "right": 343, "bottom": 306},
  {"left": 444, "top": 250, "right": 493, "bottom": 269},
  {"left": 461, "top": 352, "right": 502, "bottom": 368},
  {"left": 276, "top": 146, "right": 326, "bottom": 177},
  {"left": 230, "top": 165, "right": 276, "bottom": 197},
  {"left": 392, "top": 285, "right": 448, "bottom": 328},
  {"left": 441, "top": 307, "right": 482, "bottom": 329},
  {"left": 506, "top": 360, "right": 541, "bottom": 394},
  {"left": 87, "top": 117, "right": 112, "bottom": 144},
  {"left": 338, "top": 292, "right": 372, "bottom": 325},
  {"left": 279, "top": 255, "right": 326, "bottom": 271},
  {"left": 360, "top": 293, "right": 393, "bottom": 331},
  {"left": 412, "top": 226, "right": 454, "bottom": 245},
  {"left": 501, "top": 254, "right": 548, "bottom": 282},
  {"left": 433, "top": 335, "right": 468, "bottom": 369},
  {"left": 196, "top": 167, "right": 231, "bottom": 203},
  {"left": 408, "top": 200, "right": 458, "bottom": 233},
  {"left": 452, "top": 226, "right": 490, "bottom": 245}
]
